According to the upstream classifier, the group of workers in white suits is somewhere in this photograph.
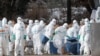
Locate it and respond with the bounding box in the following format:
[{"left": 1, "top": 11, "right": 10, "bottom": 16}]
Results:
[{"left": 0, "top": 16, "right": 95, "bottom": 56}]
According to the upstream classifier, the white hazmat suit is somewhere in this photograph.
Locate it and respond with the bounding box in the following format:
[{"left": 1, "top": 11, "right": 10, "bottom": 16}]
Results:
[
  {"left": 44, "top": 19, "right": 56, "bottom": 54},
  {"left": 2, "top": 17, "right": 10, "bottom": 56},
  {"left": 39, "top": 20, "right": 46, "bottom": 42},
  {"left": 95, "top": 7, "right": 100, "bottom": 23},
  {"left": 26, "top": 20, "right": 33, "bottom": 41},
  {"left": 32, "top": 20, "right": 43, "bottom": 55},
  {"left": 83, "top": 19, "right": 91, "bottom": 55},
  {"left": 8, "top": 20, "right": 14, "bottom": 52},
  {"left": 79, "top": 18, "right": 90, "bottom": 55},
  {"left": 53, "top": 23, "right": 68, "bottom": 54},
  {"left": 72, "top": 20, "right": 80, "bottom": 38},
  {"left": 0, "top": 20, "right": 7, "bottom": 56},
  {"left": 13, "top": 17, "right": 26, "bottom": 56},
  {"left": 25, "top": 20, "right": 33, "bottom": 53},
  {"left": 67, "top": 27, "right": 74, "bottom": 38}
]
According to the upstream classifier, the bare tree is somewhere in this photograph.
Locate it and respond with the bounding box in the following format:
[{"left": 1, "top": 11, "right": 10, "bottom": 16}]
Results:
[{"left": 25, "top": 0, "right": 49, "bottom": 20}]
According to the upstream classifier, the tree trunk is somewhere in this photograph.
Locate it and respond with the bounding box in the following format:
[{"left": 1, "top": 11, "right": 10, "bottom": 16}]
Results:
[{"left": 67, "top": 0, "right": 72, "bottom": 24}]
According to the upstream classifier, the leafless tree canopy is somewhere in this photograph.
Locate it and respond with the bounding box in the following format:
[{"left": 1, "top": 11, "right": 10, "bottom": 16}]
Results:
[{"left": 0, "top": 0, "right": 95, "bottom": 23}]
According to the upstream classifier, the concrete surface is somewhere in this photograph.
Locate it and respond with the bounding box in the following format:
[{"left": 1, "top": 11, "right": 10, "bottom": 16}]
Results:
[{"left": 90, "top": 23, "right": 100, "bottom": 56}]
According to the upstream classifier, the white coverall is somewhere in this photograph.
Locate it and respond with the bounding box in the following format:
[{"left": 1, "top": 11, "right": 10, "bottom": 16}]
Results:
[
  {"left": 83, "top": 19, "right": 90, "bottom": 55},
  {"left": 39, "top": 20, "right": 46, "bottom": 42},
  {"left": 44, "top": 20, "right": 56, "bottom": 54},
  {"left": 25, "top": 20, "right": 33, "bottom": 53},
  {"left": 67, "top": 20, "right": 79, "bottom": 39},
  {"left": 26, "top": 20, "right": 33, "bottom": 41},
  {"left": 38, "top": 20, "right": 46, "bottom": 54},
  {"left": 79, "top": 18, "right": 90, "bottom": 55},
  {"left": 8, "top": 21, "right": 14, "bottom": 52},
  {"left": 95, "top": 7, "right": 100, "bottom": 23},
  {"left": 53, "top": 23, "right": 68, "bottom": 54},
  {"left": 72, "top": 20, "right": 80, "bottom": 38},
  {"left": 79, "top": 25, "right": 85, "bottom": 55},
  {"left": 2, "top": 18, "right": 10, "bottom": 56},
  {"left": 67, "top": 27, "right": 74, "bottom": 38},
  {"left": 13, "top": 17, "right": 26, "bottom": 56},
  {"left": 0, "top": 20, "right": 8, "bottom": 56},
  {"left": 32, "top": 20, "right": 43, "bottom": 55}
]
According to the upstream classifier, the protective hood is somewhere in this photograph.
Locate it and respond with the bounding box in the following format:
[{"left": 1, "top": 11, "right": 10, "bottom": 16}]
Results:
[
  {"left": 62, "top": 23, "right": 68, "bottom": 28},
  {"left": 51, "top": 18, "right": 56, "bottom": 22},
  {"left": 49, "top": 21, "right": 56, "bottom": 26},
  {"left": 72, "top": 20, "right": 79, "bottom": 28},
  {"left": 40, "top": 20, "right": 44, "bottom": 24},
  {"left": 29, "top": 20, "right": 33, "bottom": 24},
  {"left": 84, "top": 18, "right": 89, "bottom": 22},
  {"left": 84, "top": 18, "right": 89, "bottom": 25},
  {"left": 17, "top": 17, "right": 22, "bottom": 23},
  {"left": 49, "top": 19, "right": 56, "bottom": 26},
  {"left": 80, "top": 19, "right": 85, "bottom": 25},
  {"left": 39, "top": 20, "right": 45, "bottom": 27},
  {"left": 97, "top": 7, "right": 100, "bottom": 11},
  {"left": 90, "top": 19, "right": 94, "bottom": 23},
  {"left": 8, "top": 20, "right": 13, "bottom": 26},
  {"left": 73, "top": 20, "right": 77, "bottom": 24},
  {"left": 34, "top": 20, "right": 39, "bottom": 25},
  {"left": 2, "top": 17, "right": 7, "bottom": 26},
  {"left": 95, "top": 7, "right": 100, "bottom": 23}
]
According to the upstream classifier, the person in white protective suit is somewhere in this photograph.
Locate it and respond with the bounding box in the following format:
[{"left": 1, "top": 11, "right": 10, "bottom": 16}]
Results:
[
  {"left": 32, "top": 20, "right": 43, "bottom": 55},
  {"left": 39, "top": 20, "right": 45, "bottom": 30},
  {"left": 33, "top": 20, "right": 39, "bottom": 25},
  {"left": 39, "top": 20, "right": 46, "bottom": 41},
  {"left": 43, "top": 19, "right": 56, "bottom": 54},
  {"left": 39, "top": 20, "right": 46, "bottom": 54},
  {"left": 95, "top": 7, "right": 100, "bottom": 23},
  {"left": 2, "top": 17, "right": 10, "bottom": 56},
  {"left": 72, "top": 20, "right": 80, "bottom": 38},
  {"left": 8, "top": 20, "right": 14, "bottom": 52},
  {"left": 83, "top": 18, "right": 91, "bottom": 55},
  {"left": 53, "top": 23, "right": 68, "bottom": 54},
  {"left": 79, "top": 23, "right": 85, "bottom": 55},
  {"left": 80, "top": 19, "right": 85, "bottom": 26},
  {"left": 0, "top": 20, "right": 7, "bottom": 56},
  {"left": 67, "top": 20, "right": 79, "bottom": 39},
  {"left": 26, "top": 20, "right": 33, "bottom": 41},
  {"left": 0, "top": 20, "right": 2, "bottom": 56},
  {"left": 78, "top": 19, "right": 85, "bottom": 41},
  {"left": 25, "top": 20, "right": 33, "bottom": 54},
  {"left": 79, "top": 18, "right": 90, "bottom": 55},
  {"left": 13, "top": 17, "right": 26, "bottom": 56}
]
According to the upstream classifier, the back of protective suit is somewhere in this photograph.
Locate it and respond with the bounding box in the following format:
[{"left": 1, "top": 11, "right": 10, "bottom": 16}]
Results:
[{"left": 14, "top": 23, "right": 25, "bottom": 40}]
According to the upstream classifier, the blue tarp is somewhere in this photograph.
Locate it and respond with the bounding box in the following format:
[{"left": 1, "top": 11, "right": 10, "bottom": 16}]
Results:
[
  {"left": 65, "top": 38, "right": 80, "bottom": 55},
  {"left": 50, "top": 42, "right": 58, "bottom": 54},
  {"left": 41, "top": 35, "right": 49, "bottom": 45}
]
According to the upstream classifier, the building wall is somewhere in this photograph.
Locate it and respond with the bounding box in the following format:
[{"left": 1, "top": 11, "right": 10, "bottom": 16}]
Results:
[{"left": 90, "top": 23, "right": 100, "bottom": 56}]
